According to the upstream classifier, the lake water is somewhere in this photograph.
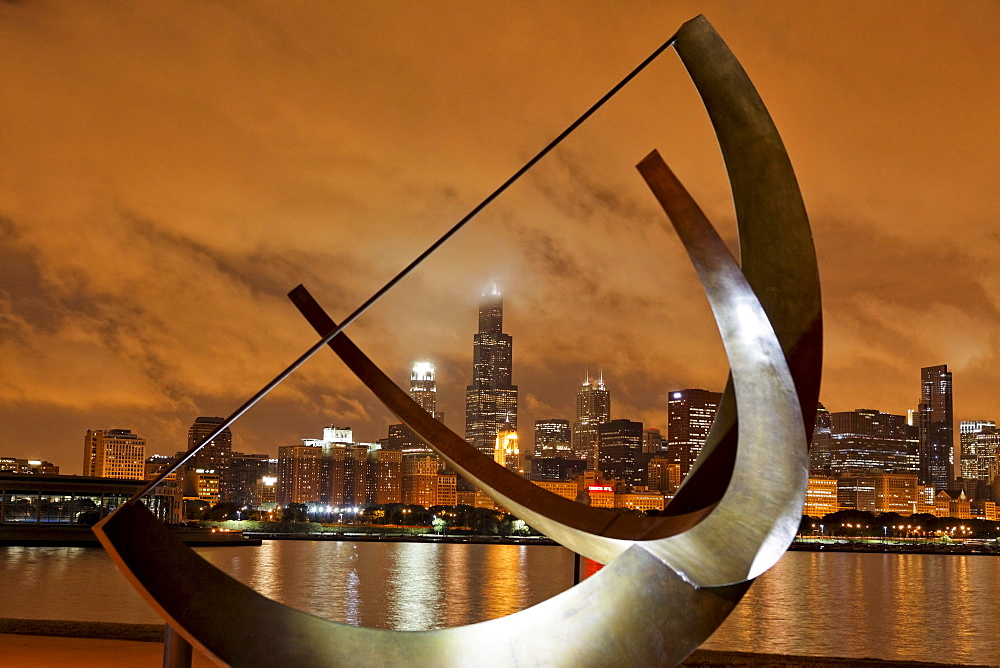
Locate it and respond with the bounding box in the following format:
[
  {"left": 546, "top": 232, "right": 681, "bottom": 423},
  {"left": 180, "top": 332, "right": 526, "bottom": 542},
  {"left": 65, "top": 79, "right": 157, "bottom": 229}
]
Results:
[{"left": 2, "top": 542, "right": 998, "bottom": 664}]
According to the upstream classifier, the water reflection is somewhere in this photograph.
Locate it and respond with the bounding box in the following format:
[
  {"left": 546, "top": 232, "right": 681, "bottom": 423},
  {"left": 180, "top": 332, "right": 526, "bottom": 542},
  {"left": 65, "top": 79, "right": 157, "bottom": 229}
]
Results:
[
  {"left": 4, "top": 543, "right": 999, "bottom": 663},
  {"left": 387, "top": 543, "right": 442, "bottom": 630},
  {"left": 703, "top": 551, "right": 1000, "bottom": 664}
]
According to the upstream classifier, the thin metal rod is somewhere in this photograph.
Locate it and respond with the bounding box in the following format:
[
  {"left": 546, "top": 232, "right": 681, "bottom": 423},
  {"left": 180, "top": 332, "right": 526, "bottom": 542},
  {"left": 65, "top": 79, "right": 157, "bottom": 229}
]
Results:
[{"left": 131, "top": 29, "right": 679, "bottom": 503}]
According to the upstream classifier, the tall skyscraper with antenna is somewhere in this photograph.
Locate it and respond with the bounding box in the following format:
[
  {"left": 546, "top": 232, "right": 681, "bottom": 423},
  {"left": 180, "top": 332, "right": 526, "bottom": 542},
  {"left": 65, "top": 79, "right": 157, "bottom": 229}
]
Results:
[
  {"left": 465, "top": 286, "right": 518, "bottom": 457},
  {"left": 572, "top": 371, "right": 611, "bottom": 469}
]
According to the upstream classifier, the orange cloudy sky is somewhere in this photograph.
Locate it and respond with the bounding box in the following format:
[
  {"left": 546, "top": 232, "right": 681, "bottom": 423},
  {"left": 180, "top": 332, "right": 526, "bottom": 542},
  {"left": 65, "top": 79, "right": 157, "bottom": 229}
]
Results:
[{"left": 1, "top": 1, "right": 997, "bottom": 473}]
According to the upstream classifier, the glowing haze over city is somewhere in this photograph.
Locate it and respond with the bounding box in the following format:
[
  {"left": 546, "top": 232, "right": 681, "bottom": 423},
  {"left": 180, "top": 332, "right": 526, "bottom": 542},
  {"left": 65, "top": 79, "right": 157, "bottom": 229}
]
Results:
[{"left": 1, "top": 1, "right": 997, "bottom": 471}]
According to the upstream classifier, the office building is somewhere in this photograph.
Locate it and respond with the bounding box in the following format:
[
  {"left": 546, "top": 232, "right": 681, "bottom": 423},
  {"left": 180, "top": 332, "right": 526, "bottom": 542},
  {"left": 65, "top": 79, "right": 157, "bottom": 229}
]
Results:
[
  {"left": 646, "top": 457, "right": 681, "bottom": 494},
  {"left": 808, "top": 403, "right": 833, "bottom": 475},
  {"left": 572, "top": 374, "right": 611, "bottom": 467},
  {"left": 494, "top": 424, "right": 524, "bottom": 475},
  {"left": 614, "top": 492, "right": 665, "bottom": 512},
  {"left": 187, "top": 417, "right": 233, "bottom": 500},
  {"left": 534, "top": 419, "right": 571, "bottom": 458},
  {"left": 528, "top": 457, "right": 587, "bottom": 482},
  {"left": 803, "top": 477, "right": 839, "bottom": 517},
  {"left": 465, "top": 287, "right": 518, "bottom": 456},
  {"left": 83, "top": 429, "right": 146, "bottom": 480},
  {"left": 934, "top": 489, "right": 971, "bottom": 519},
  {"left": 0, "top": 458, "right": 59, "bottom": 475},
  {"left": 367, "top": 449, "right": 402, "bottom": 505},
  {"left": 597, "top": 419, "right": 643, "bottom": 487},
  {"left": 642, "top": 428, "right": 664, "bottom": 454},
  {"left": 828, "top": 409, "right": 918, "bottom": 476},
  {"left": 276, "top": 444, "right": 323, "bottom": 505},
  {"left": 402, "top": 453, "right": 440, "bottom": 508},
  {"left": 387, "top": 361, "right": 444, "bottom": 454},
  {"left": 531, "top": 480, "right": 579, "bottom": 501},
  {"left": 919, "top": 364, "right": 954, "bottom": 490},
  {"left": 324, "top": 444, "right": 369, "bottom": 506},
  {"left": 228, "top": 454, "right": 277, "bottom": 508},
  {"left": 665, "top": 389, "right": 722, "bottom": 478},
  {"left": 960, "top": 421, "right": 997, "bottom": 482},
  {"left": 436, "top": 472, "right": 458, "bottom": 506},
  {"left": 837, "top": 473, "right": 919, "bottom": 514}
]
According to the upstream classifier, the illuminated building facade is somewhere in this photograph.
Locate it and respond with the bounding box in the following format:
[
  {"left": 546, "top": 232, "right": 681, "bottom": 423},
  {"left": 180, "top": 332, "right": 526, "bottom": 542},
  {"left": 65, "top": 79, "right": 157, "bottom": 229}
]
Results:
[
  {"left": 828, "top": 409, "right": 918, "bottom": 476},
  {"left": 614, "top": 492, "right": 665, "bottom": 512},
  {"left": 597, "top": 419, "right": 643, "bottom": 486},
  {"left": 83, "top": 429, "right": 146, "bottom": 480},
  {"left": 534, "top": 419, "right": 571, "bottom": 458},
  {"left": 184, "top": 469, "right": 220, "bottom": 505},
  {"left": 808, "top": 403, "right": 833, "bottom": 475},
  {"left": 531, "top": 480, "right": 579, "bottom": 501},
  {"left": 646, "top": 457, "right": 681, "bottom": 494},
  {"left": 388, "top": 362, "right": 443, "bottom": 454},
  {"left": 970, "top": 499, "right": 997, "bottom": 521},
  {"left": 959, "top": 421, "right": 998, "bottom": 483},
  {"left": 187, "top": 417, "right": 233, "bottom": 500},
  {"left": 436, "top": 472, "right": 457, "bottom": 506},
  {"left": 0, "top": 474, "right": 179, "bottom": 525},
  {"left": 585, "top": 484, "right": 615, "bottom": 508},
  {"left": 528, "top": 457, "right": 587, "bottom": 482},
  {"left": 367, "top": 449, "right": 402, "bottom": 505},
  {"left": 455, "top": 489, "right": 501, "bottom": 510},
  {"left": 494, "top": 425, "right": 523, "bottom": 474},
  {"left": 572, "top": 374, "right": 610, "bottom": 467},
  {"left": 227, "top": 453, "right": 276, "bottom": 508},
  {"left": 642, "top": 428, "right": 664, "bottom": 454},
  {"left": 402, "top": 453, "right": 440, "bottom": 508},
  {"left": 919, "top": 364, "right": 954, "bottom": 489},
  {"left": 255, "top": 475, "right": 278, "bottom": 507},
  {"left": 465, "top": 287, "right": 518, "bottom": 457},
  {"left": 276, "top": 444, "right": 323, "bottom": 504},
  {"left": 934, "top": 489, "right": 971, "bottom": 518},
  {"left": 324, "top": 445, "right": 369, "bottom": 506},
  {"left": 837, "top": 473, "right": 919, "bottom": 514},
  {"left": 803, "top": 477, "right": 839, "bottom": 517},
  {"left": 0, "top": 458, "right": 59, "bottom": 475},
  {"left": 666, "top": 389, "right": 721, "bottom": 478}
]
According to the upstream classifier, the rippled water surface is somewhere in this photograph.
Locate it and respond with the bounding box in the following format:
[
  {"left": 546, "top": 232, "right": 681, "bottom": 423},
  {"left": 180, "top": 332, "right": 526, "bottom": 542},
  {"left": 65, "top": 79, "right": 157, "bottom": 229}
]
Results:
[{"left": 2, "top": 543, "right": 998, "bottom": 663}]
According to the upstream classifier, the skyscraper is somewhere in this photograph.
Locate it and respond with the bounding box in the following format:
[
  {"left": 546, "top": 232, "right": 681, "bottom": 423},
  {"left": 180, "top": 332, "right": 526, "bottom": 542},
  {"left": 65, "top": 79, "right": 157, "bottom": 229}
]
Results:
[
  {"left": 228, "top": 453, "right": 276, "bottom": 508},
  {"left": 572, "top": 373, "right": 610, "bottom": 468},
  {"left": 534, "top": 419, "right": 571, "bottom": 458},
  {"left": 83, "top": 429, "right": 146, "bottom": 480},
  {"left": 465, "top": 287, "right": 518, "bottom": 457},
  {"left": 276, "top": 444, "right": 323, "bottom": 505},
  {"left": 410, "top": 361, "right": 438, "bottom": 418},
  {"left": 808, "top": 403, "right": 833, "bottom": 475},
  {"left": 188, "top": 417, "right": 233, "bottom": 500},
  {"left": 597, "top": 418, "right": 643, "bottom": 486},
  {"left": 827, "top": 409, "right": 918, "bottom": 475},
  {"left": 665, "top": 389, "right": 722, "bottom": 479},
  {"left": 388, "top": 361, "right": 443, "bottom": 454},
  {"left": 919, "top": 364, "right": 954, "bottom": 490}
]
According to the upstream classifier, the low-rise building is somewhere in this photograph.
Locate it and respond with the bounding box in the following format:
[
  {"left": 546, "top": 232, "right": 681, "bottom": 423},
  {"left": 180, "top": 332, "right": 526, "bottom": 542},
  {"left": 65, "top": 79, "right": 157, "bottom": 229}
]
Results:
[
  {"left": 614, "top": 491, "right": 665, "bottom": 512},
  {"left": 935, "top": 489, "right": 971, "bottom": 519},
  {"left": 0, "top": 473, "right": 180, "bottom": 525},
  {"left": 532, "top": 480, "right": 578, "bottom": 502},
  {"left": 804, "top": 477, "right": 839, "bottom": 517}
]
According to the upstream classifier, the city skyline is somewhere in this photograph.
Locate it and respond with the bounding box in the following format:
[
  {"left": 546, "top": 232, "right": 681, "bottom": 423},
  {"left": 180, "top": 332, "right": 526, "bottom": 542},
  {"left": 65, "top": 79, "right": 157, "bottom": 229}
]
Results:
[{"left": 1, "top": 3, "right": 997, "bottom": 471}]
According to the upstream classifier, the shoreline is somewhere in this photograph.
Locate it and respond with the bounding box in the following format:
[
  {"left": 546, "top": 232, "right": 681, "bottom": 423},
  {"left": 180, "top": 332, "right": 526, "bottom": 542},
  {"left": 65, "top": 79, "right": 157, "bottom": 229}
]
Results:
[
  {"left": 3, "top": 525, "right": 998, "bottom": 555},
  {"left": 0, "top": 619, "right": 989, "bottom": 667}
]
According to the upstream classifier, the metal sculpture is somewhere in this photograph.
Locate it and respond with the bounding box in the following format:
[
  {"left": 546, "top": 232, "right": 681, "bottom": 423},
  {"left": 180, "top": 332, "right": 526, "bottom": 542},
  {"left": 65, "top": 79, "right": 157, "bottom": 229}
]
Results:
[{"left": 94, "top": 14, "right": 821, "bottom": 667}]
